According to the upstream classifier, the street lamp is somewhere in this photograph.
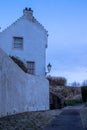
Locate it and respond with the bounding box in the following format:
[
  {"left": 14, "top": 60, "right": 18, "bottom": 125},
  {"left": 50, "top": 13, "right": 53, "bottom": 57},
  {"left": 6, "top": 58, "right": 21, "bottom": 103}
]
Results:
[{"left": 45, "top": 63, "right": 52, "bottom": 75}]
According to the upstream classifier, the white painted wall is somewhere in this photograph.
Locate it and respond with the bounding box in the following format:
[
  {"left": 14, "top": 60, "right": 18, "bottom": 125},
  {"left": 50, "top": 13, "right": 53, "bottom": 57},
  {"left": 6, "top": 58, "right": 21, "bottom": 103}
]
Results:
[
  {"left": 0, "top": 48, "right": 49, "bottom": 117},
  {"left": 0, "top": 8, "right": 48, "bottom": 77}
]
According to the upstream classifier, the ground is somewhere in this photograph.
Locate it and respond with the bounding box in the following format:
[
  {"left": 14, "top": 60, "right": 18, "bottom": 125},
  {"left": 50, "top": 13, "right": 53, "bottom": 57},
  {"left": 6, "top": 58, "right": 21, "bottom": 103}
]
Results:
[
  {"left": 0, "top": 104, "right": 87, "bottom": 130},
  {"left": 0, "top": 110, "right": 62, "bottom": 130}
]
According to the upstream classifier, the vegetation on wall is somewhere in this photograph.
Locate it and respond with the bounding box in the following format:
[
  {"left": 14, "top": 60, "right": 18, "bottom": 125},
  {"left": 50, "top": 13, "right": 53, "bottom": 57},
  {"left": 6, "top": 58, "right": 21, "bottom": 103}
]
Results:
[
  {"left": 10, "top": 56, "right": 28, "bottom": 73},
  {"left": 47, "top": 76, "right": 67, "bottom": 86},
  {"left": 81, "top": 86, "right": 87, "bottom": 102}
]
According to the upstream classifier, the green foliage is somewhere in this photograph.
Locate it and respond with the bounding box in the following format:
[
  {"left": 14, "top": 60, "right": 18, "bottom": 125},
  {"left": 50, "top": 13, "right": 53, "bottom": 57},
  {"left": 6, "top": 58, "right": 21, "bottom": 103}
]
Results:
[
  {"left": 81, "top": 86, "right": 87, "bottom": 102},
  {"left": 65, "top": 99, "right": 83, "bottom": 106},
  {"left": 47, "top": 76, "right": 67, "bottom": 86},
  {"left": 10, "top": 56, "right": 28, "bottom": 73}
]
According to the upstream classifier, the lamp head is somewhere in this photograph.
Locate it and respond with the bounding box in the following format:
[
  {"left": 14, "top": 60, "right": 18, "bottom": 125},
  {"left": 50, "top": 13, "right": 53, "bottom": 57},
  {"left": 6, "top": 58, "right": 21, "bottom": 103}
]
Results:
[{"left": 47, "top": 63, "right": 52, "bottom": 72}]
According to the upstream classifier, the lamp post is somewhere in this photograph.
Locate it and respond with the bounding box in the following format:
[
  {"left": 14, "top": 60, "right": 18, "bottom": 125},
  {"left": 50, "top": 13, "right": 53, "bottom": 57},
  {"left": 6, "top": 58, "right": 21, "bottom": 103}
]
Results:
[{"left": 45, "top": 63, "right": 52, "bottom": 76}]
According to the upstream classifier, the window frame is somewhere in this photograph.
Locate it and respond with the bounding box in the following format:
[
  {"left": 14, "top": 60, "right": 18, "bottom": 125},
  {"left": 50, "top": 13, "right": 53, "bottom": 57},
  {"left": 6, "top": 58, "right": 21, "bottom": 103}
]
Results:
[
  {"left": 13, "top": 36, "right": 24, "bottom": 50},
  {"left": 27, "top": 61, "right": 35, "bottom": 75}
]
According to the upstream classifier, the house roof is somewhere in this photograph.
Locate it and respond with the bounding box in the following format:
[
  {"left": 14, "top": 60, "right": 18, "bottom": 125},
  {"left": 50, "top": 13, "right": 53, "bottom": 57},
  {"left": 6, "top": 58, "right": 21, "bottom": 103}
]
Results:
[{"left": 1, "top": 7, "right": 48, "bottom": 36}]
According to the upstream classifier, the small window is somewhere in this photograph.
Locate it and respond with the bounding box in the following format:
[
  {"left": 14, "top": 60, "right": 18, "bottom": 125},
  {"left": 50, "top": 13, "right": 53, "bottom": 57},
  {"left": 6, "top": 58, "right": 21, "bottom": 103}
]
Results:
[
  {"left": 27, "top": 61, "right": 35, "bottom": 75},
  {"left": 13, "top": 37, "right": 23, "bottom": 49}
]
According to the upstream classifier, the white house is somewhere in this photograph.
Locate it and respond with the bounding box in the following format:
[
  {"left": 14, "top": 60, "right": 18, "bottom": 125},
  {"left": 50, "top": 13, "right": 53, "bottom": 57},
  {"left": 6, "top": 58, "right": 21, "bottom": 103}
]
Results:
[
  {"left": 0, "top": 8, "right": 48, "bottom": 76},
  {"left": 0, "top": 8, "right": 49, "bottom": 117}
]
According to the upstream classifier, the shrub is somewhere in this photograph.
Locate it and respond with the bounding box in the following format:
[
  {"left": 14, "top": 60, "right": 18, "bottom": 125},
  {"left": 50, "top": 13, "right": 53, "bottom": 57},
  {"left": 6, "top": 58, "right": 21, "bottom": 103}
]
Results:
[
  {"left": 47, "top": 76, "right": 67, "bottom": 86},
  {"left": 10, "top": 56, "right": 28, "bottom": 73},
  {"left": 65, "top": 99, "right": 83, "bottom": 106},
  {"left": 81, "top": 86, "right": 87, "bottom": 102}
]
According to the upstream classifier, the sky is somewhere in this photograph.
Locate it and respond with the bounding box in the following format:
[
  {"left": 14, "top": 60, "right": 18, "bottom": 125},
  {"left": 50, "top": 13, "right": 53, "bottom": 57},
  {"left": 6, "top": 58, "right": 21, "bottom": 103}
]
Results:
[{"left": 0, "top": 0, "right": 87, "bottom": 84}]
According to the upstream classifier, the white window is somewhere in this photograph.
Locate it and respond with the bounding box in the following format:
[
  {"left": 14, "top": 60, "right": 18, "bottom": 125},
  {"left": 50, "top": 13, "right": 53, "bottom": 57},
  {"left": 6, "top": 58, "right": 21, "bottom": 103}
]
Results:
[
  {"left": 27, "top": 61, "right": 35, "bottom": 75},
  {"left": 13, "top": 37, "right": 23, "bottom": 49}
]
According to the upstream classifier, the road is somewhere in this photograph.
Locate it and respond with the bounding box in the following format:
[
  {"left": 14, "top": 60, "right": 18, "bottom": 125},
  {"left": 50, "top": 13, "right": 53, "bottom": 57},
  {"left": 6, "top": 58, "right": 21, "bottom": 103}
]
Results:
[{"left": 44, "top": 108, "right": 85, "bottom": 130}]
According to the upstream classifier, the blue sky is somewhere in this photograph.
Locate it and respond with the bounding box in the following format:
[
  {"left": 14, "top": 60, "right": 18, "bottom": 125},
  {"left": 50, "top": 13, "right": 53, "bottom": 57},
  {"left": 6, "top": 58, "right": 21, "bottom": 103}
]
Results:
[{"left": 0, "top": 0, "right": 87, "bottom": 84}]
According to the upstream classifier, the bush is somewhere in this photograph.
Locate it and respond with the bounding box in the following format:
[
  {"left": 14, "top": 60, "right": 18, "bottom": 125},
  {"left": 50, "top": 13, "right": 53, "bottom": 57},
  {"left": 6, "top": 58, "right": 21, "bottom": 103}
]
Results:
[
  {"left": 10, "top": 56, "right": 28, "bottom": 73},
  {"left": 47, "top": 76, "right": 67, "bottom": 86},
  {"left": 65, "top": 99, "right": 83, "bottom": 106},
  {"left": 81, "top": 86, "right": 87, "bottom": 102}
]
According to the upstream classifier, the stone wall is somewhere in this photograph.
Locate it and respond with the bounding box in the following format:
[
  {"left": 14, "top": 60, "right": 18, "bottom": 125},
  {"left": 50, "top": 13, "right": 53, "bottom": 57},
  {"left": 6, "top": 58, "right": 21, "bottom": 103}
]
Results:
[{"left": 0, "top": 48, "right": 49, "bottom": 117}]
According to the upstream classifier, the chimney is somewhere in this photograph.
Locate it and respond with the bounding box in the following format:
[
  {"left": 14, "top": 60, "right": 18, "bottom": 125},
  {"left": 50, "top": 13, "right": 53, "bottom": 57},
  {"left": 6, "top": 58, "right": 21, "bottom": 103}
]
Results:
[{"left": 23, "top": 7, "right": 33, "bottom": 20}]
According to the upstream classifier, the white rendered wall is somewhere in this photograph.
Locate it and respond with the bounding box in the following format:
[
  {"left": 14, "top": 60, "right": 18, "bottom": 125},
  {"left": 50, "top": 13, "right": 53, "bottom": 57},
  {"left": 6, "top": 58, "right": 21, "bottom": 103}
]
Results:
[
  {"left": 0, "top": 16, "right": 48, "bottom": 77},
  {"left": 0, "top": 48, "right": 49, "bottom": 117}
]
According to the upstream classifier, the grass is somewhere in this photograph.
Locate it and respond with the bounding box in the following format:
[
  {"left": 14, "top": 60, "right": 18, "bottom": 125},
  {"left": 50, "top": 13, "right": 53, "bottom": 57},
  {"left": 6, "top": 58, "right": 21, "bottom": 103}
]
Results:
[
  {"left": 0, "top": 109, "right": 62, "bottom": 130},
  {"left": 65, "top": 99, "right": 83, "bottom": 106},
  {"left": 80, "top": 107, "right": 87, "bottom": 129}
]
